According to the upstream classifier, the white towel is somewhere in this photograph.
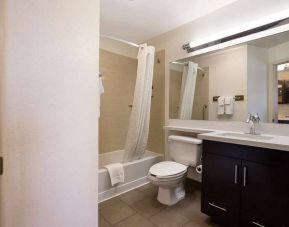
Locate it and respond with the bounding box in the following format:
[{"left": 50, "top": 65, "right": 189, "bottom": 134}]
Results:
[
  {"left": 104, "top": 163, "right": 124, "bottom": 186},
  {"left": 224, "top": 97, "right": 232, "bottom": 105},
  {"left": 225, "top": 97, "right": 234, "bottom": 115},
  {"left": 217, "top": 97, "right": 225, "bottom": 115}
]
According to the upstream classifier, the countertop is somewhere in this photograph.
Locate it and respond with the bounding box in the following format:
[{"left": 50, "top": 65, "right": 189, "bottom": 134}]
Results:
[{"left": 165, "top": 126, "right": 289, "bottom": 152}]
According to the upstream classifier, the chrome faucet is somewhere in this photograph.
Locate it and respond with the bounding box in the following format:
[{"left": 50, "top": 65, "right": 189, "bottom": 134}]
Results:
[{"left": 246, "top": 113, "right": 261, "bottom": 135}]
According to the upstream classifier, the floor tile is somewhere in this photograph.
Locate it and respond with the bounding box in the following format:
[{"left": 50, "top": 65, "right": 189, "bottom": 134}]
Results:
[
  {"left": 99, "top": 200, "right": 136, "bottom": 225},
  {"left": 141, "top": 185, "right": 158, "bottom": 198},
  {"left": 98, "top": 181, "right": 218, "bottom": 227},
  {"left": 99, "top": 215, "right": 112, "bottom": 227},
  {"left": 99, "top": 197, "right": 122, "bottom": 210},
  {"left": 114, "top": 213, "right": 156, "bottom": 227},
  {"left": 131, "top": 196, "right": 166, "bottom": 218},
  {"left": 183, "top": 219, "right": 219, "bottom": 227},
  {"left": 167, "top": 193, "right": 208, "bottom": 222},
  {"left": 149, "top": 209, "right": 189, "bottom": 227},
  {"left": 119, "top": 189, "right": 146, "bottom": 205}
]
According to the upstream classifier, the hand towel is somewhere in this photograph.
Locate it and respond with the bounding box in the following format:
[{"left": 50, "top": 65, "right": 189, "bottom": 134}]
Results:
[
  {"left": 224, "top": 96, "right": 232, "bottom": 105},
  {"left": 104, "top": 163, "right": 124, "bottom": 186},
  {"left": 225, "top": 97, "right": 234, "bottom": 115},
  {"left": 217, "top": 97, "right": 225, "bottom": 115}
]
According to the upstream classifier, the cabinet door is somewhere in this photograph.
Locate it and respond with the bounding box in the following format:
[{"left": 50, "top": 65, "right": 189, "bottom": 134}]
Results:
[
  {"left": 241, "top": 161, "right": 289, "bottom": 227},
  {"left": 202, "top": 153, "right": 241, "bottom": 226}
]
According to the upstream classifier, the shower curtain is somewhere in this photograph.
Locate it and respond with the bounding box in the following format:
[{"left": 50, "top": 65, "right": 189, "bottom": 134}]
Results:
[
  {"left": 123, "top": 44, "right": 155, "bottom": 162},
  {"left": 178, "top": 62, "right": 198, "bottom": 120}
]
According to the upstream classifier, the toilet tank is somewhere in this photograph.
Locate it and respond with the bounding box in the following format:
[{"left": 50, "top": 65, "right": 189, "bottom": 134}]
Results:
[{"left": 168, "top": 135, "right": 202, "bottom": 167}]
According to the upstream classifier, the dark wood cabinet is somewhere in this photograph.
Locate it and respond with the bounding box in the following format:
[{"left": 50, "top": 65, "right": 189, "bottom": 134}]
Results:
[
  {"left": 202, "top": 154, "right": 241, "bottom": 226},
  {"left": 201, "top": 141, "right": 289, "bottom": 227},
  {"left": 241, "top": 160, "right": 289, "bottom": 227}
]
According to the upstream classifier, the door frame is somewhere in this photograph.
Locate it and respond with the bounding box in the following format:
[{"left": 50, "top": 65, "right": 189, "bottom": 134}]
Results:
[{"left": 269, "top": 59, "right": 289, "bottom": 123}]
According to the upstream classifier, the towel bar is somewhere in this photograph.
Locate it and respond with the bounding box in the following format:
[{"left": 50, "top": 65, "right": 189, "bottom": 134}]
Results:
[{"left": 213, "top": 95, "right": 244, "bottom": 102}]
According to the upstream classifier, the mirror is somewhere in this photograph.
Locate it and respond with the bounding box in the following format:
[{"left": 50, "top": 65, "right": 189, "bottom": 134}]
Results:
[{"left": 169, "top": 30, "right": 289, "bottom": 124}]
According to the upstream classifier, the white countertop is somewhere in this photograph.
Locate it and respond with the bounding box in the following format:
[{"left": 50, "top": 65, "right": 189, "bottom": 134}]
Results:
[
  {"left": 165, "top": 126, "right": 289, "bottom": 152},
  {"left": 198, "top": 131, "right": 289, "bottom": 152}
]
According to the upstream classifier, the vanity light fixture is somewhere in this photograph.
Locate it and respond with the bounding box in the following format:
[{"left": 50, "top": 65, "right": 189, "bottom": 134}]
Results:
[{"left": 183, "top": 17, "right": 289, "bottom": 53}]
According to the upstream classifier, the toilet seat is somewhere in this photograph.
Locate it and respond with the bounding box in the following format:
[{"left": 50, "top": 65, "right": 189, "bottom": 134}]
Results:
[{"left": 149, "top": 161, "right": 188, "bottom": 179}]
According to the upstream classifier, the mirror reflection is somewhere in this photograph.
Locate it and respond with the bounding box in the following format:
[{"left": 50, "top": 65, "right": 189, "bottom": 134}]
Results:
[{"left": 170, "top": 30, "right": 289, "bottom": 124}]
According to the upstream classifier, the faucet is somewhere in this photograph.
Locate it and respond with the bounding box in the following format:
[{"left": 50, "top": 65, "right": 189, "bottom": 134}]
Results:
[{"left": 246, "top": 113, "right": 261, "bottom": 135}]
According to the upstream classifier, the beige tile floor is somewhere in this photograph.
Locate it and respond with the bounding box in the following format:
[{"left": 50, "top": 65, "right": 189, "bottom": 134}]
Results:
[{"left": 99, "top": 181, "right": 219, "bottom": 227}]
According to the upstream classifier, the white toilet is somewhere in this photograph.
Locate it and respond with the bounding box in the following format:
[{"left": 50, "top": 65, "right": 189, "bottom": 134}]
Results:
[{"left": 148, "top": 135, "right": 202, "bottom": 206}]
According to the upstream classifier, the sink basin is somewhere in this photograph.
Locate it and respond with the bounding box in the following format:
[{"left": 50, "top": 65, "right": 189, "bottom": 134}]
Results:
[{"left": 219, "top": 132, "right": 274, "bottom": 141}]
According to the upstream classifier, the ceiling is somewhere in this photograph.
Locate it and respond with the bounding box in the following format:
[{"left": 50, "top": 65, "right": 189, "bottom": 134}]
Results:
[{"left": 100, "top": 0, "right": 238, "bottom": 43}]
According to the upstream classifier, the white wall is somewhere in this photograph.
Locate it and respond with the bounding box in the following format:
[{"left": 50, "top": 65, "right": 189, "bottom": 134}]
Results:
[
  {"left": 269, "top": 40, "right": 289, "bottom": 63},
  {"left": 0, "top": 0, "right": 99, "bottom": 227},
  {"left": 247, "top": 45, "right": 269, "bottom": 121},
  {"left": 0, "top": 0, "right": 4, "bottom": 215},
  {"left": 191, "top": 46, "right": 248, "bottom": 121}
]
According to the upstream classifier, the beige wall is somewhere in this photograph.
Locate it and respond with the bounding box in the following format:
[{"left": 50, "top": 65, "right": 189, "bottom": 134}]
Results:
[
  {"left": 99, "top": 49, "right": 137, "bottom": 154},
  {"left": 99, "top": 49, "right": 165, "bottom": 154},
  {"left": 147, "top": 50, "right": 165, "bottom": 154},
  {"left": 169, "top": 67, "right": 209, "bottom": 120},
  {"left": 100, "top": 36, "right": 138, "bottom": 59},
  {"left": 1, "top": 0, "right": 99, "bottom": 226},
  {"left": 191, "top": 69, "right": 209, "bottom": 120},
  {"left": 191, "top": 46, "right": 248, "bottom": 121},
  {"left": 169, "top": 69, "right": 182, "bottom": 119}
]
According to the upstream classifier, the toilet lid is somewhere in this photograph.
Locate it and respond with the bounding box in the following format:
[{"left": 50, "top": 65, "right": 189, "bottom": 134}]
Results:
[{"left": 149, "top": 161, "right": 187, "bottom": 177}]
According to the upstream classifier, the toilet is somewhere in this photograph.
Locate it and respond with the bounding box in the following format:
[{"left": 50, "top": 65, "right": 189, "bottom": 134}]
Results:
[{"left": 148, "top": 135, "right": 202, "bottom": 206}]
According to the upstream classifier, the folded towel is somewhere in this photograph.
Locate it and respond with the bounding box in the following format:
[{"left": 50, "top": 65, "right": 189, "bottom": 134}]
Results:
[
  {"left": 218, "top": 96, "right": 225, "bottom": 106},
  {"left": 224, "top": 97, "right": 231, "bottom": 105},
  {"left": 104, "top": 163, "right": 124, "bottom": 186},
  {"left": 225, "top": 97, "right": 234, "bottom": 115},
  {"left": 217, "top": 97, "right": 225, "bottom": 115}
]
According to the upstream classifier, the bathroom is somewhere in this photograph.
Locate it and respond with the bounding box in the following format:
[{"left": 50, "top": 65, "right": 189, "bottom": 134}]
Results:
[
  {"left": 98, "top": 1, "right": 289, "bottom": 227},
  {"left": 2, "top": 1, "right": 289, "bottom": 227}
]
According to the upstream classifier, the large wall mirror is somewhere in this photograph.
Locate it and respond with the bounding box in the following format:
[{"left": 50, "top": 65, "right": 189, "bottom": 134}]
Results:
[{"left": 170, "top": 29, "right": 289, "bottom": 124}]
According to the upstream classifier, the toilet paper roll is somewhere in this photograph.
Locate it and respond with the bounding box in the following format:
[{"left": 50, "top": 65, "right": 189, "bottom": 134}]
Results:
[{"left": 196, "top": 165, "right": 202, "bottom": 174}]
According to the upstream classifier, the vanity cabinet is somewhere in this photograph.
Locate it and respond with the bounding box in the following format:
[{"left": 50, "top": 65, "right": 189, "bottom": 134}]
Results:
[{"left": 201, "top": 141, "right": 289, "bottom": 227}]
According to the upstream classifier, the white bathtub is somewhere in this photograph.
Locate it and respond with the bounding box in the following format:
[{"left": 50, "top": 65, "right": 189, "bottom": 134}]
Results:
[{"left": 98, "top": 150, "right": 163, "bottom": 202}]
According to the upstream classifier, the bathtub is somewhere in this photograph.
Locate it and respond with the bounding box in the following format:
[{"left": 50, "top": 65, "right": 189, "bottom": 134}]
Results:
[{"left": 98, "top": 150, "right": 163, "bottom": 202}]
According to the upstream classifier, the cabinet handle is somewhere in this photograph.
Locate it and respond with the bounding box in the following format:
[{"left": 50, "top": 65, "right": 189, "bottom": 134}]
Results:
[
  {"left": 243, "top": 166, "right": 247, "bottom": 187},
  {"left": 208, "top": 202, "right": 227, "bottom": 212},
  {"left": 234, "top": 164, "right": 238, "bottom": 184},
  {"left": 253, "top": 221, "right": 265, "bottom": 227}
]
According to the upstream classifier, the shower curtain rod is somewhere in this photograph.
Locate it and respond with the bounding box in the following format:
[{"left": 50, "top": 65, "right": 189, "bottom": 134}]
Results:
[
  {"left": 171, "top": 61, "right": 205, "bottom": 72},
  {"left": 100, "top": 34, "right": 140, "bottom": 48}
]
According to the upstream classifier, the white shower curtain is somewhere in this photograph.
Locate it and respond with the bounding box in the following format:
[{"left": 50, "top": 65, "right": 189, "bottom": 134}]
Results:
[
  {"left": 123, "top": 44, "right": 155, "bottom": 162},
  {"left": 178, "top": 62, "right": 198, "bottom": 120}
]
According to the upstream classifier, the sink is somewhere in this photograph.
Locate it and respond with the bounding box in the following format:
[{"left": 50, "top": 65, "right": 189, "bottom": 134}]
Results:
[{"left": 219, "top": 132, "right": 274, "bottom": 141}]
